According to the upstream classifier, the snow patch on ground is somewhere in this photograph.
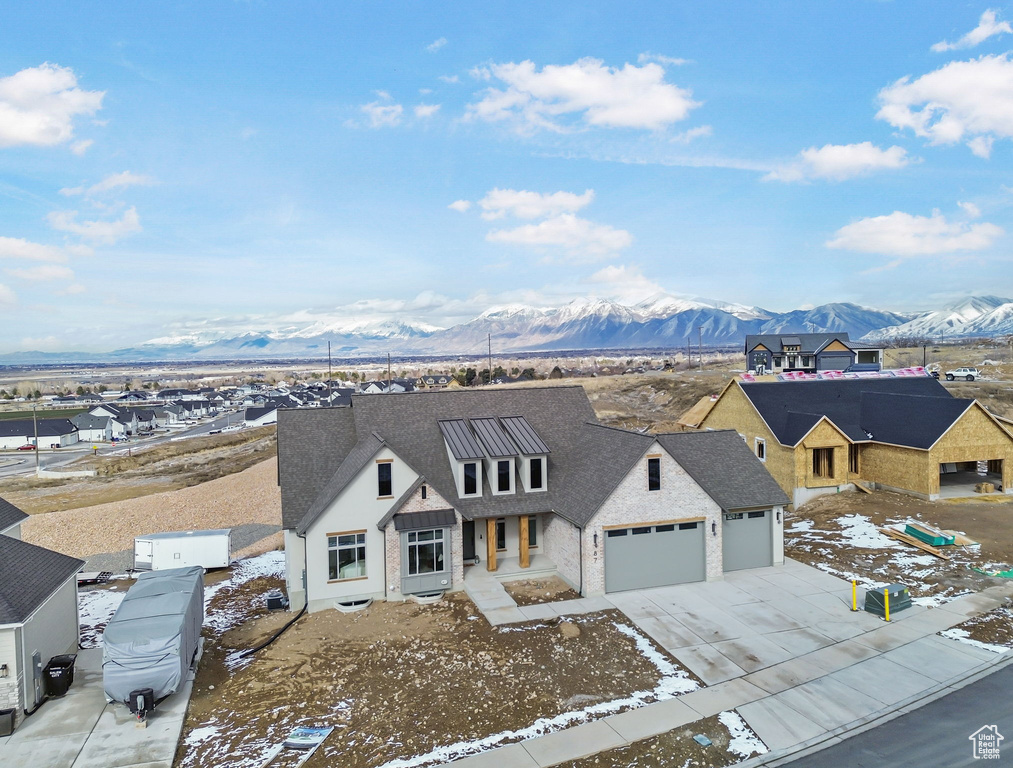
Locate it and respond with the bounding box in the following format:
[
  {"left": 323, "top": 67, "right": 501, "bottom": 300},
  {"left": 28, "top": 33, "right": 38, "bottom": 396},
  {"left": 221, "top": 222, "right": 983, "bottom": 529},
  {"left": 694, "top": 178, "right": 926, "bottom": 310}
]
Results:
[
  {"left": 939, "top": 628, "right": 1011, "bottom": 655},
  {"left": 184, "top": 724, "right": 222, "bottom": 749},
  {"left": 204, "top": 550, "right": 285, "bottom": 634},
  {"left": 836, "top": 514, "right": 898, "bottom": 549},
  {"left": 377, "top": 620, "right": 699, "bottom": 768},
  {"left": 718, "top": 710, "right": 768, "bottom": 758},
  {"left": 787, "top": 519, "right": 813, "bottom": 532},
  {"left": 78, "top": 587, "right": 126, "bottom": 649}
]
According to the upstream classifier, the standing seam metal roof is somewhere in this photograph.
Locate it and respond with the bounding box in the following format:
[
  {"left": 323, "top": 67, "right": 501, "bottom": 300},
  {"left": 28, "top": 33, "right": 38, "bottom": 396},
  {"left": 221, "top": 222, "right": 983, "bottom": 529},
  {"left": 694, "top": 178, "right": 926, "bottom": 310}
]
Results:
[
  {"left": 470, "top": 417, "right": 519, "bottom": 458},
  {"left": 501, "top": 415, "right": 551, "bottom": 455},
  {"left": 438, "top": 419, "right": 485, "bottom": 460}
]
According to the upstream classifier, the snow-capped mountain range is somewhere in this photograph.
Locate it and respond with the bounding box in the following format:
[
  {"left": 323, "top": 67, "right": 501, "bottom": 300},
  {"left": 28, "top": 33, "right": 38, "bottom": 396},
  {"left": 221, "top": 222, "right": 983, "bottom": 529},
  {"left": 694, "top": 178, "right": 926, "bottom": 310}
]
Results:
[{"left": 7, "top": 294, "right": 1013, "bottom": 363}]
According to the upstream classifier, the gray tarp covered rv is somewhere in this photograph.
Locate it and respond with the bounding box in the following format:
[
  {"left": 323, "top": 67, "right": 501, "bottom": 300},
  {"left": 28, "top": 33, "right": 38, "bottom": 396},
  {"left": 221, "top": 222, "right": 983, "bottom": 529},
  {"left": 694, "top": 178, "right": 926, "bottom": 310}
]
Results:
[{"left": 102, "top": 566, "right": 204, "bottom": 703}]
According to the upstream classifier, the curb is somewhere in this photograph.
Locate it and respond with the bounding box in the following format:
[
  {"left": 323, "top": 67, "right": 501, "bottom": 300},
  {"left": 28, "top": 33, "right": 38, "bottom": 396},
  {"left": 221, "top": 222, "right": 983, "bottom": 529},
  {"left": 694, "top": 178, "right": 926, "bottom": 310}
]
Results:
[{"left": 737, "top": 650, "right": 1013, "bottom": 767}]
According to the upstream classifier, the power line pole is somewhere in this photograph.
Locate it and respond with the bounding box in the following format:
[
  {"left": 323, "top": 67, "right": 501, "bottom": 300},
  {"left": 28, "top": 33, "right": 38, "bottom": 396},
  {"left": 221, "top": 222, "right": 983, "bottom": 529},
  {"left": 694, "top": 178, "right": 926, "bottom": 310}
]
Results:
[
  {"left": 387, "top": 353, "right": 392, "bottom": 393},
  {"left": 488, "top": 333, "right": 492, "bottom": 385},
  {"left": 32, "top": 402, "right": 39, "bottom": 474},
  {"left": 698, "top": 326, "right": 704, "bottom": 370},
  {"left": 327, "top": 341, "right": 333, "bottom": 407}
]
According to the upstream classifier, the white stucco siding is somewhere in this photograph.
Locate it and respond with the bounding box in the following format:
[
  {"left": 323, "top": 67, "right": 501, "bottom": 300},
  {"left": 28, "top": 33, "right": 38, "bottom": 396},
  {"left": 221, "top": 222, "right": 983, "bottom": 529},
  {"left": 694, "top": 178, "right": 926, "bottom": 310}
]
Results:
[
  {"left": 283, "top": 529, "right": 307, "bottom": 610},
  {"left": 582, "top": 443, "right": 725, "bottom": 596},
  {"left": 303, "top": 446, "right": 419, "bottom": 612}
]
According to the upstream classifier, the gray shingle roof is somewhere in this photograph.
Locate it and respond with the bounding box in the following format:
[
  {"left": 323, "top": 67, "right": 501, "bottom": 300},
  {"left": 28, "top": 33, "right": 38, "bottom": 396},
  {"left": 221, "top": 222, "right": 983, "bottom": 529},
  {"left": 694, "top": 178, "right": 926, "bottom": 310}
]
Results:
[
  {"left": 70, "top": 413, "right": 110, "bottom": 430},
  {"left": 657, "top": 431, "right": 790, "bottom": 510},
  {"left": 0, "top": 497, "right": 28, "bottom": 534},
  {"left": 745, "top": 333, "right": 852, "bottom": 354},
  {"left": 0, "top": 418, "right": 78, "bottom": 439},
  {"left": 0, "top": 534, "right": 84, "bottom": 625},
  {"left": 278, "top": 407, "right": 359, "bottom": 528}
]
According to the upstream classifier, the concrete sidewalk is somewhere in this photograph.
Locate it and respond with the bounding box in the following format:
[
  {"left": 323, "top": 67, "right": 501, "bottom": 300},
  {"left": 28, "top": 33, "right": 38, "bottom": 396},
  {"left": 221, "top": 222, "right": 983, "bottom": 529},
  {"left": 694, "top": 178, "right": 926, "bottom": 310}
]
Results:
[
  {"left": 444, "top": 560, "right": 1013, "bottom": 767},
  {"left": 0, "top": 646, "right": 196, "bottom": 768}
]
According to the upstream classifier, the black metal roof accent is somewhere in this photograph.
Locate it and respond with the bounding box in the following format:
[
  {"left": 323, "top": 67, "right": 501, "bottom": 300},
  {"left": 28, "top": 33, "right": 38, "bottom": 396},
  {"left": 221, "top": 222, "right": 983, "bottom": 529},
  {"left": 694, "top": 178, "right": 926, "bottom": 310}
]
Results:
[
  {"left": 392, "top": 508, "right": 456, "bottom": 531},
  {"left": 470, "top": 417, "right": 518, "bottom": 458},
  {"left": 438, "top": 419, "right": 485, "bottom": 460},
  {"left": 501, "top": 415, "right": 551, "bottom": 455}
]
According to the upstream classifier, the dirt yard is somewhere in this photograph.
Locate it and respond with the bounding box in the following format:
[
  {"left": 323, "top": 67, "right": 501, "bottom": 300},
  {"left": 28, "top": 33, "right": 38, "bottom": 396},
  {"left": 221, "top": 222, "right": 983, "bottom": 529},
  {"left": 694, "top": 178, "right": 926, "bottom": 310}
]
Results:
[
  {"left": 21, "top": 457, "right": 281, "bottom": 560},
  {"left": 177, "top": 589, "right": 703, "bottom": 768},
  {"left": 503, "top": 576, "right": 582, "bottom": 606},
  {"left": 942, "top": 601, "right": 1013, "bottom": 651},
  {"left": 1, "top": 426, "right": 276, "bottom": 514},
  {"left": 785, "top": 490, "right": 1013, "bottom": 603}
]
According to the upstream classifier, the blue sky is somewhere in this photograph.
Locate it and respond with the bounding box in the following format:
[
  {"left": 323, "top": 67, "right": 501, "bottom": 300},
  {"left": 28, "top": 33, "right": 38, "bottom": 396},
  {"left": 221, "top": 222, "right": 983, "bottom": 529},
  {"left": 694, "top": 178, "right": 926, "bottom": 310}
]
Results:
[{"left": 2, "top": 1, "right": 1013, "bottom": 351}]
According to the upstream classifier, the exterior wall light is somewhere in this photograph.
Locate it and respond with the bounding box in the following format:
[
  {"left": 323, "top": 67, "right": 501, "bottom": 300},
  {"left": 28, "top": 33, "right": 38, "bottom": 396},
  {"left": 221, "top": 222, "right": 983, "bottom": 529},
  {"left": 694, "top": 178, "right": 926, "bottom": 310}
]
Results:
[
  {"left": 0, "top": 663, "right": 7, "bottom": 678},
  {"left": 711, "top": 522, "right": 717, "bottom": 536}
]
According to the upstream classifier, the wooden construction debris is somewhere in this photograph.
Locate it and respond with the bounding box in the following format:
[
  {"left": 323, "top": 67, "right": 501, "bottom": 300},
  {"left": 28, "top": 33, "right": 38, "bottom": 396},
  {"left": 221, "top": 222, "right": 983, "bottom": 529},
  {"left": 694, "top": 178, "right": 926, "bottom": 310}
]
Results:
[
  {"left": 878, "top": 527, "right": 950, "bottom": 560},
  {"left": 940, "top": 529, "right": 979, "bottom": 547}
]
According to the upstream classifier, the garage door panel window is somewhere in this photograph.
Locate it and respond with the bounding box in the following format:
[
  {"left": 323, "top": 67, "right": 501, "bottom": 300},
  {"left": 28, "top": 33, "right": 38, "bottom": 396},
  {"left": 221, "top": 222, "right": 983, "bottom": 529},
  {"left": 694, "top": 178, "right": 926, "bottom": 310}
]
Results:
[
  {"left": 655, "top": 524, "right": 675, "bottom": 532},
  {"left": 748, "top": 511, "right": 765, "bottom": 519},
  {"left": 328, "top": 532, "right": 366, "bottom": 581},
  {"left": 607, "top": 529, "right": 627, "bottom": 537},
  {"left": 678, "top": 522, "right": 698, "bottom": 530}
]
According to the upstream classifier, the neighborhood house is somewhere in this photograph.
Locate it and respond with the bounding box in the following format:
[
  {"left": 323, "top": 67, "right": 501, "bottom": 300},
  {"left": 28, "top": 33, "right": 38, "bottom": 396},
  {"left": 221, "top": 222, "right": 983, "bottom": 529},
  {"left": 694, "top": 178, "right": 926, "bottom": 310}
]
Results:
[
  {"left": 277, "top": 386, "right": 788, "bottom": 612},
  {"left": 697, "top": 375, "right": 1013, "bottom": 506},
  {"left": 745, "top": 333, "right": 882, "bottom": 374}
]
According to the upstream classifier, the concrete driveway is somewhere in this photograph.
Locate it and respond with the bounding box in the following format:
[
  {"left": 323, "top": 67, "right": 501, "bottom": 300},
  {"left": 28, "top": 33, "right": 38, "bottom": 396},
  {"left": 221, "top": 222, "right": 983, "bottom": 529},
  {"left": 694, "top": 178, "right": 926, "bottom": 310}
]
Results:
[{"left": 0, "top": 647, "right": 194, "bottom": 768}]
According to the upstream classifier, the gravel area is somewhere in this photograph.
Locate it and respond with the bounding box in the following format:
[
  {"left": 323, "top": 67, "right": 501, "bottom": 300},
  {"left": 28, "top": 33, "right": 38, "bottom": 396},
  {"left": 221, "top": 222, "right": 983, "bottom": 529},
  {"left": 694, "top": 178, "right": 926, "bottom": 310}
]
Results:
[
  {"left": 80, "top": 522, "right": 283, "bottom": 572},
  {"left": 22, "top": 458, "right": 281, "bottom": 559}
]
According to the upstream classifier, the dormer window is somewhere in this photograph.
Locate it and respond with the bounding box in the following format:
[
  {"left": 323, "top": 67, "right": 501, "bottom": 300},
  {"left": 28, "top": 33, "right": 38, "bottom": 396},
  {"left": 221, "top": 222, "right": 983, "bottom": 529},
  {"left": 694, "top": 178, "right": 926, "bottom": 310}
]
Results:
[
  {"left": 463, "top": 462, "right": 479, "bottom": 496},
  {"left": 530, "top": 457, "right": 544, "bottom": 490},
  {"left": 491, "top": 457, "right": 515, "bottom": 496}
]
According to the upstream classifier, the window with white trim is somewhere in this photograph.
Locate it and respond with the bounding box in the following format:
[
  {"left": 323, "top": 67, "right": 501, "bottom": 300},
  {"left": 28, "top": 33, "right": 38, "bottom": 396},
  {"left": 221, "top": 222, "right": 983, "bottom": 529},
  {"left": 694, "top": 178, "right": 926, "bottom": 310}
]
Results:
[
  {"left": 328, "top": 532, "right": 366, "bottom": 580},
  {"left": 755, "top": 438, "right": 766, "bottom": 462},
  {"left": 462, "top": 462, "right": 479, "bottom": 496},
  {"left": 377, "top": 461, "right": 392, "bottom": 497},
  {"left": 647, "top": 457, "right": 661, "bottom": 491}
]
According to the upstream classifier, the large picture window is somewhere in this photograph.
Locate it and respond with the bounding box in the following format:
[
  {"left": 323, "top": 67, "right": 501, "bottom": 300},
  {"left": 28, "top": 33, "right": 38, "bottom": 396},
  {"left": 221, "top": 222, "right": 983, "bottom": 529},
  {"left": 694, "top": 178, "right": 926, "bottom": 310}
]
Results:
[
  {"left": 328, "top": 532, "right": 366, "bottom": 580},
  {"left": 407, "top": 529, "right": 445, "bottom": 575}
]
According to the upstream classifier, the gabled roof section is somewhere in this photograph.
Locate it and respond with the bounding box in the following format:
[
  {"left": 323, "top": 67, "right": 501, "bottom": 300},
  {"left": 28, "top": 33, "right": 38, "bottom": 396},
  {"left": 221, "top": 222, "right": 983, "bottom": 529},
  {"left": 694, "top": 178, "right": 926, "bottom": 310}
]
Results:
[
  {"left": 501, "top": 416, "right": 551, "bottom": 455},
  {"left": 860, "top": 391, "right": 973, "bottom": 449},
  {"left": 0, "top": 535, "right": 83, "bottom": 625},
  {"left": 657, "top": 431, "right": 789, "bottom": 510},
  {"left": 295, "top": 432, "right": 387, "bottom": 535},
  {"left": 470, "top": 417, "right": 518, "bottom": 458},
  {"left": 438, "top": 419, "right": 485, "bottom": 461},
  {"left": 744, "top": 332, "right": 853, "bottom": 355},
  {"left": 0, "top": 496, "right": 28, "bottom": 534},
  {"left": 740, "top": 377, "right": 953, "bottom": 447},
  {"left": 278, "top": 407, "right": 359, "bottom": 529},
  {"left": 377, "top": 475, "right": 428, "bottom": 530}
]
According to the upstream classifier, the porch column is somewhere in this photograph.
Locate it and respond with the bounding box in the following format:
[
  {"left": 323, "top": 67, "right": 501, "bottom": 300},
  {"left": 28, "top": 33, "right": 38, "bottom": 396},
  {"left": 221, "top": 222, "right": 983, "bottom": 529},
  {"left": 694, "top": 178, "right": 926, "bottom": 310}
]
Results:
[
  {"left": 486, "top": 518, "right": 497, "bottom": 572},
  {"left": 519, "top": 515, "right": 530, "bottom": 568}
]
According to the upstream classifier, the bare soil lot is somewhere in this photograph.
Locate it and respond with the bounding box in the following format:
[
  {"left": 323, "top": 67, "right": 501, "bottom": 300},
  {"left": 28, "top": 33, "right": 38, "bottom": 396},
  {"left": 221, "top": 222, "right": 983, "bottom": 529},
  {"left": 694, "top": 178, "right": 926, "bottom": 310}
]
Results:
[
  {"left": 786, "top": 491, "right": 1013, "bottom": 603},
  {"left": 178, "top": 593, "right": 702, "bottom": 768},
  {"left": 943, "top": 602, "right": 1013, "bottom": 650},
  {"left": 1, "top": 426, "right": 276, "bottom": 514},
  {"left": 503, "top": 576, "right": 582, "bottom": 606}
]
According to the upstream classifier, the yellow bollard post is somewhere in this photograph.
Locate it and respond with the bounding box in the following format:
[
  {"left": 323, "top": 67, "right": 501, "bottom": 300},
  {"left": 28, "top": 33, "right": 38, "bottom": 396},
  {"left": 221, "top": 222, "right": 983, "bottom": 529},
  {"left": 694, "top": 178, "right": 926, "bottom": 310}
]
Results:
[
  {"left": 852, "top": 580, "right": 857, "bottom": 611},
  {"left": 884, "top": 588, "right": 890, "bottom": 622}
]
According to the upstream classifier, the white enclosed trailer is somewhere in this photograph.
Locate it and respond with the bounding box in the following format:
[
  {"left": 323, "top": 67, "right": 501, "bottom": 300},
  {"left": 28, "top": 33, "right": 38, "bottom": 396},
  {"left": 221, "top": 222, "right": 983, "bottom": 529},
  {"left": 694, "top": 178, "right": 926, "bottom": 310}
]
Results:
[{"left": 133, "top": 528, "right": 232, "bottom": 571}]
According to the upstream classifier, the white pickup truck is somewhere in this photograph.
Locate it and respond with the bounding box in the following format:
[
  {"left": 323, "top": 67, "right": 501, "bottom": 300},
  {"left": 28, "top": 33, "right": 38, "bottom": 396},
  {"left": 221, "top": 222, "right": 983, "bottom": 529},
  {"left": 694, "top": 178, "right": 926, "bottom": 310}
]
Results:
[{"left": 944, "top": 367, "right": 980, "bottom": 381}]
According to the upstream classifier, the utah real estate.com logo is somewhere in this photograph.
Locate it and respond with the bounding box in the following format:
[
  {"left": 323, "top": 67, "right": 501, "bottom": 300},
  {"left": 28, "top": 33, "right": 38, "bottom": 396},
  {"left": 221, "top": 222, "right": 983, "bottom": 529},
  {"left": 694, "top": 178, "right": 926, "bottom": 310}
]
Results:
[{"left": 969, "top": 725, "right": 1004, "bottom": 760}]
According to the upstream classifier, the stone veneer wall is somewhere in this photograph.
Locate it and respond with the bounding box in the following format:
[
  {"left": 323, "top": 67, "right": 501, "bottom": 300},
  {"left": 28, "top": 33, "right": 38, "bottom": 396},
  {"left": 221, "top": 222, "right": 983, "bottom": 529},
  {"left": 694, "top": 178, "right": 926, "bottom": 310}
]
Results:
[
  {"left": 581, "top": 444, "right": 724, "bottom": 596},
  {"left": 542, "top": 513, "right": 581, "bottom": 592},
  {"left": 384, "top": 483, "right": 464, "bottom": 599}
]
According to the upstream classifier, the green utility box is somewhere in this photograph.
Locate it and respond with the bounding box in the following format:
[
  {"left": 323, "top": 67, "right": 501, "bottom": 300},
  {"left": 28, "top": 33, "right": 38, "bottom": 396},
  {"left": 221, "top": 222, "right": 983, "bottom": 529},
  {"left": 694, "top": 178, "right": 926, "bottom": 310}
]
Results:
[{"left": 865, "top": 584, "right": 912, "bottom": 617}]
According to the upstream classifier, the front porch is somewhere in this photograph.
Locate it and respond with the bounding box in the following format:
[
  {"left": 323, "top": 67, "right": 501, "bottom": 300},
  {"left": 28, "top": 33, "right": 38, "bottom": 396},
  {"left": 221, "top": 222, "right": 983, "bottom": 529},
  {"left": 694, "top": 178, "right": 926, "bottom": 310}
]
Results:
[{"left": 464, "top": 514, "right": 547, "bottom": 573}]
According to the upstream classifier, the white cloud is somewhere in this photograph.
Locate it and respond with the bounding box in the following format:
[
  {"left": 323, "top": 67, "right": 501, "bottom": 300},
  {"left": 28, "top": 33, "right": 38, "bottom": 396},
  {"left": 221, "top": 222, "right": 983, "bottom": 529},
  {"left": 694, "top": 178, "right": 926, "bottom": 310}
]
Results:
[
  {"left": 70, "top": 139, "right": 93, "bottom": 155},
  {"left": 361, "top": 100, "right": 403, "bottom": 128},
  {"left": 0, "top": 284, "right": 16, "bottom": 307},
  {"left": 48, "top": 206, "right": 142, "bottom": 244},
  {"left": 877, "top": 54, "right": 1013, "bottom": 157},
  {"left": 958, "top": 200, "right": 982, "bottom": 218},
  {"left": 486, "top": 213, "right": 632, "bottom": 259},
  {"left": 826, "top": 210, "right": 1003, "bottom": 257},
  {"left": 670, "top": 125, "right": 712, "bottom": 144},
  {"left": 637, "top": 52, "right": 691, "bottom": 66},
  {"left": 478, "top": 188, "right": 594, "bottom": 220},
  {"left": 466, "top": 57, "right": 700, "bottom": 132},
  {"left": 438, "top": 75, "right": 460, "bottom": 84},
  {"left": 60, "top": 171, "right": 156, "bottom": 197},
  {"left": 0, "top": 63, "right": 104, "bottom": 148},
  {"left": 58, "top": 283, "right": 85, "bottom": 295},
  {"left": 426, "top": 37, "right": 447, "bottom": 53},
  {"left": 414, "top": 103, "right": 441, "bottom": 118},
  {"left": 932, "top": 9, "right": 1011, "bottom": 52},
  {"left": 0, "top": 236, "right": 70, "bottom": 262},
  {"left": 6, "top": 264, "right": 74, "bottom": 281},
  {"left": 586, "top": 264, "right": 664, "bottom": 302},
  {"left": 448, "top": 199, "right": 472, "bottom": 213},
  {"left": 764, "top": 142, "right": 911, "bottom": 182}
]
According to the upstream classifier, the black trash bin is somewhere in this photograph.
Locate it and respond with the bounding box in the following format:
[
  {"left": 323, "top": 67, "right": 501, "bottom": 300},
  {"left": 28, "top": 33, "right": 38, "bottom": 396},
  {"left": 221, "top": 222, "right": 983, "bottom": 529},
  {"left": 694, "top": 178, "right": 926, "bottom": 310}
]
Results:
[
  {"left": 44, "top": 653, "right": 77, "bottom": 698},
  {"left": 0, "top": 707, "right": 15, "bottom": 737}
]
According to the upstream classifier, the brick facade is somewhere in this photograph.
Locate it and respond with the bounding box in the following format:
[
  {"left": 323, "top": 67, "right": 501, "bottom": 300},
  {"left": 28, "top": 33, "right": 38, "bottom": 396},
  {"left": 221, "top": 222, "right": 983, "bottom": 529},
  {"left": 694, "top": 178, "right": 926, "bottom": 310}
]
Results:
[
  {"left": 383, "top": 483, "right": 464, "bottom": 599},
  {"left": 580, "top": 442, "right": 724, "bottom": 596},
  {"left": 0, "top": 677, "right": 20, "bottom": 724},
  {"left": 542, "top": 513, "right": 581, "bottom": 591}
]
